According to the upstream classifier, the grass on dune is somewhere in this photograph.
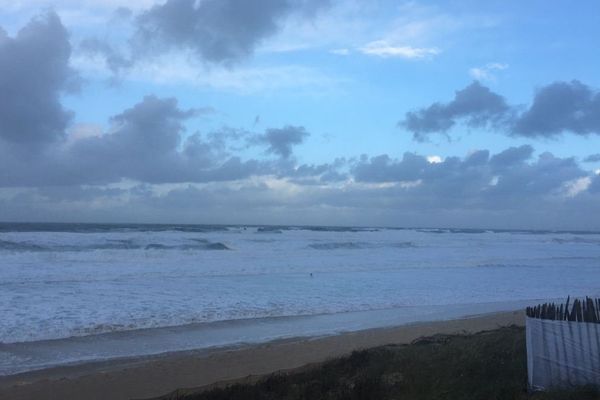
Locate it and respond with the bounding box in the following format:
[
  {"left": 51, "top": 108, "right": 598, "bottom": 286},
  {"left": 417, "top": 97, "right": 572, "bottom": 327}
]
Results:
[{"left": 162, "top": 326, "right": 600, "bottom": 400}]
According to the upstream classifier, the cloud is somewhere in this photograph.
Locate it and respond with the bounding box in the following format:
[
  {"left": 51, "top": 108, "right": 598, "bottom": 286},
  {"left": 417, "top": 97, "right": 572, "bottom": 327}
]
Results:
[
  {"left": 489, "top": 145, "right": 534, "bottom": 168},
  {"left": 353, "top": 153, "right": 428, "bottom": 183},
  {"left": 130, "top": 0, "right": 329, "bottom": 65},
  {"left": 403, "top": 80, "right": 600, "bottom": 140},
  {"left": 563, "top": 176, "right": 592, "bottom": 198},
  {"left": 65, "top": 95, "right": 199, "bottom": 184},
  {"left": 0, "top": 13, "right": 326, "bottom": 187},
  {"left": 269, "top": 158, "right": 348, "bottom": 186},
  {"left": 0, "top": 11, "right": 78, "bottom": 148},
  {"left": 426, "top": 155, "right": 443, "bottom": 164},
  {"left": 351, "top": 147, "right": 592, "bottom": 212},
  {"left": 589, "top": 174, "right": 600, "bottom": 194},
  {"left": 77, "top": 0, "right": 331, "bottom": 76},
  {"left": 513, "top": 80, "right": 600, "bottom": 137},
  {"left": 584, "top": 154, "right": 600, "bottom": 163},
  {"left": 112, "top": 6, "right": 133, "bottom": 20},
  {"left": 79, "top": 37, "right": 133, "bottom": 73},
  {"left": 358, "top": 40, "right": 439, "bottom": 59},
  {"left": 0, "top": 94, "right": 276, "bottom": 187},
  {"left": 401, "top": 81, "right": 510, "bottom": 141},
  {"left": 256, "top": 125, "right": 309, "bottom": 158},
  {"left": 469, "top": 62, "right": 508, "bottom": 81},
  {"left": 3, "top": 146, "right": 599, "bottom": 229},
  {"left": 1, "top": 12, "right": 599, "bottom": 229},
  {"left": 330, "top": 48, "right": 350, "bottom": 56},
  {"left": 73, "top": 49, "right": 340, "bottom": 93},
  {"left": 0, "top": 90, "right": 322, "bottom": 188},
  {"left": 0, "top": 11, "right": 320, "bottom": 188}
]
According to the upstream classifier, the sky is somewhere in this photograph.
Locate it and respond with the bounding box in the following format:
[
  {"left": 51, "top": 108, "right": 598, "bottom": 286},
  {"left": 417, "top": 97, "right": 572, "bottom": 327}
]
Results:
[{"left": 1, "top": 0, "right": 600, "bottom": 229}]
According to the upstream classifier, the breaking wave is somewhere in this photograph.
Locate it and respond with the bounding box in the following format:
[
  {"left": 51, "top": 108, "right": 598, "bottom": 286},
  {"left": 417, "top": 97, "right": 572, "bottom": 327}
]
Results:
[
  {"left": 308, "top": 241, "right": 415, "bottom": 250},
  {"left": 0, "top": 240, "right": 46, "bottom": 252},
  {"left": 552, "top": 237, "right": 600, "bottom": 245},
  {"left": 0, "top": 239, "right": 231, "bottom": 252}
]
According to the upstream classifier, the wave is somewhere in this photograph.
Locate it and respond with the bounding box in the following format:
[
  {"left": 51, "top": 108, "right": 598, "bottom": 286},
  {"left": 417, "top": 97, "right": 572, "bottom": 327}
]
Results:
[
  {"left": 476, "top": 263, "right": 542, "bottom": 269},
  {"left": 2, "top": 223, "right": 599, "bottom": 236},
  {"left": 544, "top": 256, "right": 600, "bottom": 260},
  {"left": 254, "top": 225, "right": 380, "bottom": 233},
  {"left": 0, "top": 239, "right": 231, "bottom": 252},
  {"left": 308, "top": 241, "right": 415, "bottom": 250},
  {"left": 0, "top": 223, "right": 230, "bottom": 234},
  {"left": 256, "top": 227, "right": 283, "bottom": 234},
  {"left": 0, "top": 240, "right": 46, "bottom": 252},
  {"left": 416, "top": 229, "right": 448, "bottom": 234},
  {"left": 298, "top": 226, "right": 379, "bottom": 233},
  {"left": 552, "top": 237, "right": 600, "bottom": 245},
  {"left": 309, "top": 242, "right": 367, "bottom": 250},
  {"left": 417, "top": 228, "right": 490, "bottom": 234}
]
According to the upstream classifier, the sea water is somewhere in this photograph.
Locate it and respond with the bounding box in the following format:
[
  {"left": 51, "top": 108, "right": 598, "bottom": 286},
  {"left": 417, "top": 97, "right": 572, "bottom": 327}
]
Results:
[{"left": 1, "top": 223, "right": 599, "bottom": 375}]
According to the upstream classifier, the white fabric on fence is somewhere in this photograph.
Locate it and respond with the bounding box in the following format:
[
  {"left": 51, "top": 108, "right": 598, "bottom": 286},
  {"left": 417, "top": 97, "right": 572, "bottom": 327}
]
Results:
[{"left": 526, "top": 317, "right": 600, "bottom": 390}]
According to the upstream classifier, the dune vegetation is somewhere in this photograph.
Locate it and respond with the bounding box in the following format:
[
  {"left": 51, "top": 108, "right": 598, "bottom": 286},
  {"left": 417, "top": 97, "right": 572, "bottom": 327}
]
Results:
[{"left": 163, "top": 326, "right": 599, "bottom": 400}]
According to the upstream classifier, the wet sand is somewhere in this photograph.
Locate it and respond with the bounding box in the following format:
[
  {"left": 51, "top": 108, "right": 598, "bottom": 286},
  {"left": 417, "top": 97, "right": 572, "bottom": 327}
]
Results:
[{"left": 0, "top": 310, "right": 524, "bottom": 400}]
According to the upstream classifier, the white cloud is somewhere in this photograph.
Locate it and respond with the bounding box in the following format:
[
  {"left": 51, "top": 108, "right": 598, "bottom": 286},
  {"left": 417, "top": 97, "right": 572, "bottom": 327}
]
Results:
[
  {"left": 562, "top": 176, "right": 592, "bottom": 198},
  {"left": 260, "top": 2, "right": 457, "bottom": 61},
  {"left": 359, "top": 40, "right": 439, "bottom": 59},
  {"left": 259, "top": 1, "right": 375, "bottom": 55},
  {"left": 72, "top": 51, "right": 344, "bottom": 94},
  {"left": 330, "top": 48, "right": 350, "bottom": 56},
  {"left": 0, "top": 0, "right": 157, "bottom": 12},
  {"left": 426, "top": 155, "right": 443, "bottom": 164},
  {"left": 469, "top": 62, "right": 508, "bottom": 81}
]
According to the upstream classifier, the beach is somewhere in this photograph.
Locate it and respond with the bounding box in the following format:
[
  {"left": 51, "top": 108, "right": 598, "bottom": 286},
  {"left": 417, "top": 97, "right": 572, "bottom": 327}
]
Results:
[{"left": 0, "top": 310, "right": 524, "bottom": 400}]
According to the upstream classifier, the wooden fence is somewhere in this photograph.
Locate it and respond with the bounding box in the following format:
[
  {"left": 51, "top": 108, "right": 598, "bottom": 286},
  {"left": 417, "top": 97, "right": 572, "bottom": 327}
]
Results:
[{"left": 526, "top": 297, "right": 600, "bottom": 391}]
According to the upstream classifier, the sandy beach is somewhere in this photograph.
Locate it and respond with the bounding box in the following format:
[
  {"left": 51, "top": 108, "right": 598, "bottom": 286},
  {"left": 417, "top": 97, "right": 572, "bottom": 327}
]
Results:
[{"left": 0, "top": 310, "right": 524, "bottom": 400}]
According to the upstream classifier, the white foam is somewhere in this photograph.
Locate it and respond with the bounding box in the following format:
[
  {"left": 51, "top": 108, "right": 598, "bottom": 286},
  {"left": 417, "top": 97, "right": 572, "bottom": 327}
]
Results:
[{"left": 1, "top": 228, "right": 600, "bottom": 344}]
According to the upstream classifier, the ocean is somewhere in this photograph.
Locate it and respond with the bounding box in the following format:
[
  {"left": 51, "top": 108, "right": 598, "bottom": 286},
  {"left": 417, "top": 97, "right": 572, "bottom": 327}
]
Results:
[{"left": 1, "top": 223, "right": 600, "bottom": 375}]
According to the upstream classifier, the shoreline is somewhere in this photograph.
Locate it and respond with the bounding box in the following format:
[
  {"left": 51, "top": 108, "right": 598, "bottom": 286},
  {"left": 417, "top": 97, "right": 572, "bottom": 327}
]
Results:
[
  {"left": 0, "top": 310, "right": 524, "bottom": 400},
  {"left": 0, "top": 299, "right": 538, "bottom": 377}
]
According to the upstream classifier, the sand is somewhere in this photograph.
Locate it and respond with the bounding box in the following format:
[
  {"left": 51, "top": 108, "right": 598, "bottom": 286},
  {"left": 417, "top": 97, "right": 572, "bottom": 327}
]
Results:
[{"left": 0, "top": 310, "right": 524, "bottom": 400}]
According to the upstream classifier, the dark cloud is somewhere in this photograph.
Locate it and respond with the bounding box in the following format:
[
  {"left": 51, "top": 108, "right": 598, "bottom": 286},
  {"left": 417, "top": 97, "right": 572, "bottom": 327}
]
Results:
[
  {"left": 3, "top": 149, "right": 598, "bottom": 229},
  {"left": 584, "top": 154, "right": 600, "bottom": 163},
  {"left": 463, "top": 150, "right": 490, "bottom": 167},
  {"left": 353, "top": 153, "right": 428, "bottom": 182},
  {"left": 279, "top": 158, "right": 348, "bottom": 184},
  {"left": 589, "top": 175, "right": 600, "bottom": 194},
  {"left": 486, "top": 152, "right": 584, "bottom": 201},
  {"left": 258, "top": 125, "right": 309, "bottom": 158},
  {"left": 401, "top": 81, "right": 510, "bottom": 141},
  {"left": 64, "top": 95, "right": 197, "bottom": 184},
  {"left": 130, "top": 0, "right": 329, "bottom": 64},
  {"left": 0, "top": 90, "right": 311, "bottom": 187},
  {"left": 113, "top": 7, "right": 133, "bottom": 20},
  {"left": 489, "top": 145, "right": 534, "bottom": 168},
  {"left": 403, "top": 80, "right": 600, "bottom": 140},
  {"left": 514, "top": 80, "right": 600, "bottom": 137},
  {"left": 351, "top": 147, "right": 587, "bottom": 209},
  {"left": 82, "top": 0, "right": 329, "bottom": 74},
  {"left": 0, "top": 12, "right": 317, "bottom": 186},
  {"left": 0, "top": 96, "right": 270, "bottom": 186},
  {"left": 0, "top": 12, "right": 78, "bottom": 148}
]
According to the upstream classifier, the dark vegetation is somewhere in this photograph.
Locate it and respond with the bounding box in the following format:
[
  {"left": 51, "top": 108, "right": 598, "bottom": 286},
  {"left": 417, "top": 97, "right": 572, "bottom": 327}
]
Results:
[{"left": 162, "top": 326, "right": 600, "bottom": 400}]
